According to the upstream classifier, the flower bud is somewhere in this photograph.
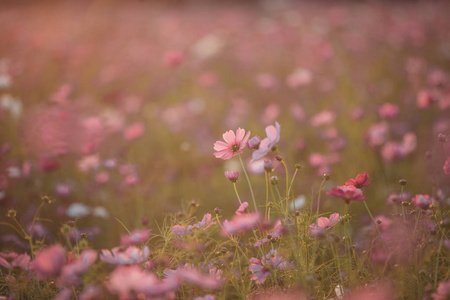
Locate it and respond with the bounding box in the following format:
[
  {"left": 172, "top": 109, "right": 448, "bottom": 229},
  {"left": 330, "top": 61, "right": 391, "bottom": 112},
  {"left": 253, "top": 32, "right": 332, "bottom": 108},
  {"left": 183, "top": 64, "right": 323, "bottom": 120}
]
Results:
[
  {"left": 270, "top": 176, "right": 279, "bottom": 185},
  {"left": 224, "top": 171, "right": 239, "bottom": 183},
  {"left": 264, "top": 160, "right": 274, "bottom": 172},
  {"left": 399, "top": 179, "right": 407, "bottom": 186},
  {"left": 247, "top": 135, "right": 261, "bottom": 150}
]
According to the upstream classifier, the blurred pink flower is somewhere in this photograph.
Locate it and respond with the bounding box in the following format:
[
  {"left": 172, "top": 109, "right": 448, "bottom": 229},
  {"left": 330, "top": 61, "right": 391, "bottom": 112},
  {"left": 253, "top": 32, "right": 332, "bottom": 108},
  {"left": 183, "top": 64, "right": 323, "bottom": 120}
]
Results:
[
  {"left": 214, "top": 128, "right": 251, "bottom": 160},
  {"left": 0, "top": 252, "right": 30, "bottom": 271},
  {"left": 120, "top": 229, "right": 151, "bottom": 246},
  {"left": 365, "top": 122, "right": 388, "bottom": 147},
  {"left": 30, "top": 244, "right": 66, "bottom": 280},
  {"left": 254, "top": 219, "right": 285, "bottom": 246},
  {"left": 236, "top": 202, "right": 248, "bottom": 215},
  {"left": 432, "top": 279, "right": 450, "bottom": 300},
  {"left": 100, "top": 246, "right": 150, "bottom": 265},
  {"left": 172, "top": 213, "right": 215, "bottom": 236},
  {"left": 412, "top": 194, "right": 434, "bottom": 210},
  {"left": 221, "top": 212, "right": 261, "bottom": 236},
  {"left": 326, "top": 185, "right": 365, "bottom": 203},
  {"left": 310, "top": 110, "right": 336, "bottom": 127},
  {"left": 251, "top": 122, "right": 281, "bottom": 162},
  {"left": 163, "top": 50, "right": 185, "bottom": 67},
  {"left": 58, "top": 249, "right": 98, "bottom": 286},
  {"left": 123, "top": 122, "right": 145, "bottom": 141},
  {"left": 224, "top": 171, "right": 239, "bottom": 183},
  {"left": 417, "top": 90, "right": 433, "bottom": 109},
  {"left": 345, "top": 172, "right": 371, "bottom": 188},
  {"left": 378, "top": 103, "right": 399, "bottom": 120},
  {"left": 443, "top": 157, "right": 450, "bottom": 174}
]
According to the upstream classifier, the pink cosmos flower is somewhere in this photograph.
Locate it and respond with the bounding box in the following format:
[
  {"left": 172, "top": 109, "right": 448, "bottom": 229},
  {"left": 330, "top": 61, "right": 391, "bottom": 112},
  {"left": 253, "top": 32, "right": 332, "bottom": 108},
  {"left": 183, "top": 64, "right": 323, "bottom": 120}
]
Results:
[
  {"left": 345, "top": 172, "right": 371, "bottom": 188},
  {"left": 412, "top": 194, "right": 434, "bottom": 210},
  {"left": 108, "top": 265, "right": 180, "bottom": 299},
  {"left": 310, "top": 110, "right": 336, "bottom": 127},
  {"left": 443, "top": 157, "right": 450, "bottom": 174},
  {"left": 172, "top": 214, "right": 216, "bottom": 237},
  {"left": 432, "top": 279, "right": 450, "bottom": 300},
  {"left": 213, "top": 128, "right": 251, "bottom": 160},
  {"left": 310, "top": 213, "right": 340, "bottom": 229},
  {"left": 30, "top": 244, "right": 66, "bottom": 280},
  {"left": 0, "top": 252, "right": 30, "bottom": 271},
  {"left": 326, "top": 185, "right": 365, "bottom": 203},
  {"left": 249, "top": 250, "right": 292, "bottom": 284},
  {"left": 236, "top": 202, "right": 249, "bottom": 215},
  {"left": 417, "top": 90, "right": 433, "bottom": 109},
  {"left": 365, "top": 122, "right": 388, "bottom": 147},
  {"left": 100, "top": 246, "right": 150, "bottom": 265},
  {"left": 251, "top": 122, "right": 281, "bottom": 162},
  {"left": 224, "top": 171, "right": 239, "bottom": 183},
  {"left": 254, "top": 219, "right": 285, "bottom": 246},
  {"left": 120, "top": 229, "right": 151, "bottom": 246},
  {"left": 221, "top": 212, "right": 261, "bottom": 236}
]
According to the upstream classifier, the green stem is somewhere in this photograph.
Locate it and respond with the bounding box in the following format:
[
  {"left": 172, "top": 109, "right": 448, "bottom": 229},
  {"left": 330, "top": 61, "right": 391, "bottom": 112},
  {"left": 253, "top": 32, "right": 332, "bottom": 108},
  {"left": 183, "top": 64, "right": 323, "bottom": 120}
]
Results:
[
  {"left": 434, "top": 231, "right": 444, "bottom": 288},
  {"left": 233, "top": 183, "right": 242, "bottom": 205},
  {"left": 238, "top": 155, "right": 257, "bottom": 211}
]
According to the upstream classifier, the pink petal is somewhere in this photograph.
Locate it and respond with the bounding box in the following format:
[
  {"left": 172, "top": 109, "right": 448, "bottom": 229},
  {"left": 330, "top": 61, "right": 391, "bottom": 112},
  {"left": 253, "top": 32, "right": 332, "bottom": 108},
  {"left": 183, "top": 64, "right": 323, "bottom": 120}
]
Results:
[
  {"left": 235, "top": 128, "right": 245, "bottom": 143},
  {"left": 213, "top": 141, "right": 230, "bottom": 151},
  {"left": 240, "top": 131, "right": 251, "bottom": 150},
  {"left": 214, "top": 150, "right": 230, "bottom": 159},
  {"left": 265, "top": 125, "right": 277, "bottom": 142},
  {"left": 317, "top": 217, "right": 329, "bottom": 229},
  {"left": 222, "top": 130, "right": 236, "bottom": 145}
]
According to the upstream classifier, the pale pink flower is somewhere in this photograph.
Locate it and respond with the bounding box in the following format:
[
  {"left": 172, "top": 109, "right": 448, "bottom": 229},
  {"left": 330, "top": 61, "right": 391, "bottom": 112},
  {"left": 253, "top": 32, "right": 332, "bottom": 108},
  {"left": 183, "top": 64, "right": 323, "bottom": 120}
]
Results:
[
  {"left": 251, "top": 122, "right": 281, "bottom": 162},
  {"left": 0, "top": 252, "right": 30, "bottom": 271},
  {"left": 30, "top": 244, "right": 66, "bottom": 280},
  {"left": 224, "top": 171, "right": 239, "bottom": 183},
  {"left": 312, "top": 213, "right": 340, "bottom": 229},
  {"left": 365, "top": 122, "right": 388, "bottom": 147},
  {"left": 213, "top": 128, "right": 251, "bottom": 160},
  {"left": 175, "top": 266, "right": 223, "bottom": 290},
  {"left": 95, "top": 171, "right": 109, "bottom": 184},
  {"left": 120, "top": 229, "right": 151, "bottom": 246},
  {"left": 221, "top": 212, "right": 261, "bottom": 236},
  {"left": 286, "top": 68, "right": 313, "bottom": 88},
  {"left": 172, "top": 214, "right": 215, "bottom": 236},
  {"left": 310, "top": 110, "right": 336, "bottom": 127},
  {"left": 345, "top": 172, "right": 371, "bottom": 188},
  {"left": 326, "top": 185, "right": 365, "bottom": 203},
  {"left": 100, "top": 246, "right": 150, "bottom": 265},
  {"left": 254, "top": 219, "right": 285, "bottom": 246}
]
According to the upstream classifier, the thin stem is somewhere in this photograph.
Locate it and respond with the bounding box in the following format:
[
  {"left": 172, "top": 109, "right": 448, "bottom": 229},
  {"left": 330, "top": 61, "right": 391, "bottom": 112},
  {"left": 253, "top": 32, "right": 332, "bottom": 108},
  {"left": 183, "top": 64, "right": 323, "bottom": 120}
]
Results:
[
  {"left": 265, "top": 171, "right": 269, "bottom": 221},
  {"left": 238, "top": 155, "right": 257, "bottom": 211},
  {"left": 233, "top": 183, "right": 242, "bottom": 205},
  {"left": 316, "top": 178, "right": 326, "bottom": 217},
  {"left": 434, "top": 231, "right": 445, "bottom": 289},
  {"left": 287, "top": 168, "right": 299, "bottom": 202}
]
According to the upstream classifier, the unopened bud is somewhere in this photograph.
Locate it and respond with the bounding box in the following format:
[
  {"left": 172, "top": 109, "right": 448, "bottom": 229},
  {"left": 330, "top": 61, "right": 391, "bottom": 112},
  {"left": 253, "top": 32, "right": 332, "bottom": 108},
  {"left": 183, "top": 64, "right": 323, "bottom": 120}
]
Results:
[
  {"left": 399, "top": 179, "right": 407, "bottom": 186},
  {"left": 270, "top": 176, "right": 279, "bottom": 185}
]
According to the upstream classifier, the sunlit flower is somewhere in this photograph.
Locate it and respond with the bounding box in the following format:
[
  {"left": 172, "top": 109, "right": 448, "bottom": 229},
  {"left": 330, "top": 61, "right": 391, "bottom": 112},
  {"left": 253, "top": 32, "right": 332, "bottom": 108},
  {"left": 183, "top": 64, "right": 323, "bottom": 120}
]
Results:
[
  {"left": 345, "top": 172, "right": 371, "bottom": 188},
  {"left": 251, "top": 122, "right": 281, "bottom": 162},
  {"left": 214, "top": 128, "right": 251, "bottom": 160},
  {"left": 326, "top": 185, "right": 365, "bottom": 203}
]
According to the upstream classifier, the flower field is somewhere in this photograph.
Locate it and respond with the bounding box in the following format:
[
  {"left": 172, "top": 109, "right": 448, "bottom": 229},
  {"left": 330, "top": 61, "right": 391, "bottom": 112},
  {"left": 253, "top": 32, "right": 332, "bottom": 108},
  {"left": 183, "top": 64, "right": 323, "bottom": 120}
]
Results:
[{"left": 0, "top": 1, "right": 449, "bottom": 299}]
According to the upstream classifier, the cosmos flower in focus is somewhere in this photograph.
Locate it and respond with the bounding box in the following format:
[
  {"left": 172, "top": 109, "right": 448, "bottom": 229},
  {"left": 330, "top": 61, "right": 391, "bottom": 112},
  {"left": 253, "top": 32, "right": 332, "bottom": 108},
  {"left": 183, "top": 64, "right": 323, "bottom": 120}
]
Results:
[
  {"left": 214, "top": 128, "right": 251, "bottom": 160},
  {"left": 251, "top": 122, "right": 281, "bottom": 162}
]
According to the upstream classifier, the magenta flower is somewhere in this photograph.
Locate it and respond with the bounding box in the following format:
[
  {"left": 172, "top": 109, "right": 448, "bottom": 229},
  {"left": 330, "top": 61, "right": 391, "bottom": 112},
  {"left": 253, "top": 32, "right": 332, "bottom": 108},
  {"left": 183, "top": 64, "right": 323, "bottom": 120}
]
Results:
[
  {"left": 326, "top": 185, "right": 365, "bottom": 203},
  {"left": 311, "top": 213, "right": 340, "bottom": 229},
  {"left": 412, "top": 194, "right": 434, "bottom": 210},
  {"left": 224, "top": 171, "right": 239, "bottom": 183},
  {"left": 345, "top": 172, "right": 371, "bottom": 188},
  {"left": 30, "top": 244, "right": 66, "bottom": 280},
  {"left": 236, "top": 202, "right": 249, "bottom": 215},
  {"left": 213, "top": 128, "right": 251, "bottom": 160},
  {"left": 443, "top": 157, "right": 450, "bottom": 174},
  {"left": 100, "top": 246, "right": 150, "bottom": 265},
  {"left": 251, "top": 122, "right": 281, "bottom": 162},
  {"left": 120, "top": 229, "right": 151, "bottom": 246}
]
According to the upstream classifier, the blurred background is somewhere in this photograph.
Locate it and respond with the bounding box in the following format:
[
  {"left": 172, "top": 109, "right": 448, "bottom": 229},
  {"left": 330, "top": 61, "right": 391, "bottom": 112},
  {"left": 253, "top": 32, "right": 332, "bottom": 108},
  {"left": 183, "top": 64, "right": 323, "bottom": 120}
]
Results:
[{"left": 0, "top": 0, "right": 449, "bottom": 249}]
